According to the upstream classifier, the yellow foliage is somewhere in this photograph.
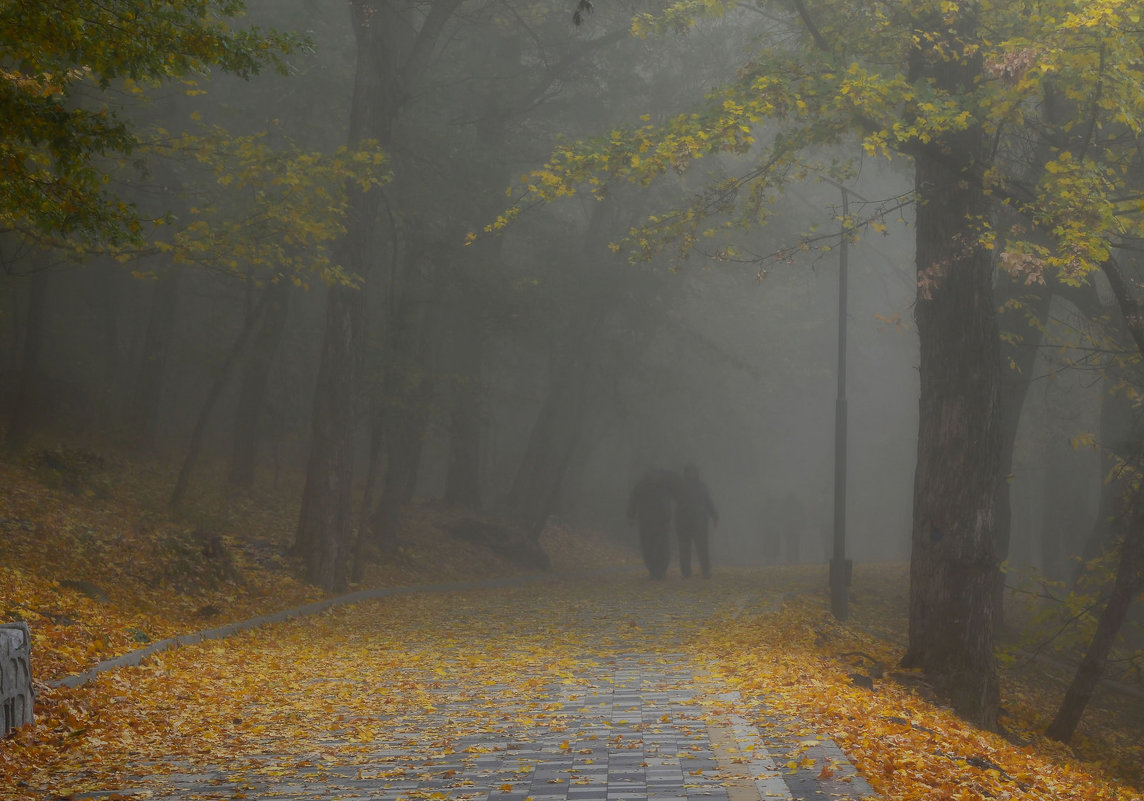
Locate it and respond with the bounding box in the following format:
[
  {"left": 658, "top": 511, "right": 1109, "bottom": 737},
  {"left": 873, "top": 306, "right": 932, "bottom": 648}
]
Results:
[{"left": 0, "top": 461, "right": 1139, "bottom": 801}]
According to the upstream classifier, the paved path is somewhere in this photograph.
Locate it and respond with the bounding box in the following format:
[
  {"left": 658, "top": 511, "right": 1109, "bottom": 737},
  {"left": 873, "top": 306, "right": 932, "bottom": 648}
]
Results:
[{"left": 72, "top": 574, "right": 877, "bottom": 801}]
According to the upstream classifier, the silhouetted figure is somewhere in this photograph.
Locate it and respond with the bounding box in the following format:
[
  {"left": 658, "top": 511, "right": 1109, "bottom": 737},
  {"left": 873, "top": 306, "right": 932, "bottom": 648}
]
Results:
[
  {"left": 627, "top": 468, "right": 676, "bottom": 579},
  {"left": 675, "top": 462, "right": 718, "bottom": 578}
]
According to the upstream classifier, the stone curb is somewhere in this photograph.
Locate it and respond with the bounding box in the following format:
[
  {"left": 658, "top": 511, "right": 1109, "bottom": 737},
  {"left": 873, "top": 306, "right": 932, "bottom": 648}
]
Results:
[
  {"left": 50, "top": 568, "right": 619, "bottom": 690},
  {"left": 46, "top": 570, "right": 882, "bottom": 800}
]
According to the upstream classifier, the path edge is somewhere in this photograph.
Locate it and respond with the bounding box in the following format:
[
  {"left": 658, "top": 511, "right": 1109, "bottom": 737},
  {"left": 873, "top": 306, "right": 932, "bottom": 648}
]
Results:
[{"left": 49, "top": 569, "right": 625, "bottom": 690}]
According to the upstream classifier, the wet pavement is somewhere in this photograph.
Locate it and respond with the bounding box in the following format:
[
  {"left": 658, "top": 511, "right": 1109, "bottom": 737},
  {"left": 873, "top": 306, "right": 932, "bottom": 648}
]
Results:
[{"left": 68, "top": 574, "right": 878, "bottom": 801}]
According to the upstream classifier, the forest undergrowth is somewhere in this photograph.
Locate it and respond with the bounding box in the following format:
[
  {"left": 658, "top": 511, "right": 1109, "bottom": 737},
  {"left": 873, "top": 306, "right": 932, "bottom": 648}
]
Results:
[{"left": 0, "top": 451, "right": 1141, "bottom": 800}]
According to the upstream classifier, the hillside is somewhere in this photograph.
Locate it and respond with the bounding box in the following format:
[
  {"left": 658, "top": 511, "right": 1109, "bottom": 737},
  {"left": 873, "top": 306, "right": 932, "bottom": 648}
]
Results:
[
  {"left": 0, "top": 449, "right": 1141, "bottom": 799},
  {"left": 0, "top": 449, "right": 639, "bottom": 683}
]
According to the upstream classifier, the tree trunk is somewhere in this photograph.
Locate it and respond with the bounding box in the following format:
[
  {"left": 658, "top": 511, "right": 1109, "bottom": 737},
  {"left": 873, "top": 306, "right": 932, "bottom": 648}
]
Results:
[
  {"left": 524, "top": 394, "right": 586, "bottom": 548},
  {"left": 503, "top": 350, "right": 590, "bottom": 529},
  {"left": 369, "top": 372, "right": 436, "bottom": 549},
  {"left": 169, "top": 287, "right": 270, "bottom": 511},
  {"left": 2, "top": 270, "right": 19, "bottom": 371},
  {"left": 4, "top": 265, "right": 49, "bottom": 453},
  {"left": 438, "top": 52, "right": 518, "bottom": 510},
  {"left": 443, "top": 309, "right": 483, "bottom": 508},
  {"left": 500, "top": 194, "right": 623, "bottom": 531},
  {"left": 993, "top": 276, "right": 1051, "bottom": 616},
  {"left": 1040, "top": 441, "right": 1093, "bottom": 581},
  {"left": 902, "top": 9, "right": 1002, "bottom": 729},
  {"left": 294, "top": 0, "right": 460, "bottom": 591},
  {"left": 1075, "top": 384, "right": 1133, "bottom": 583},
  {"left": 294, "top": 0, "right": 388, "bottom": 591},
  {"left": 369, "top": 284, "right": 441, "bottom": 550},
  {"left": 131, "top": 269, "right": 180, "bottom": 452},
  {"left": 229, "top": 280, "right": 290, "bottom": 489},
  {"left": 905, "top": 164, "right": 1003, "bottom": 727},
  {"left": 1041, "top": 257, "right": 1144, "bottom": 740},
  {"left": 94, "top": 259, "right": 130, "bottom": 398},
  {"left": 1046, "top": 489, "right": 1144, "bottom": 742},
  {"left": 295, "top": 284, "right": 366, "bottom": 590},
  {"left": 349, "top": 409, "right": 385, "bottom": 582}
]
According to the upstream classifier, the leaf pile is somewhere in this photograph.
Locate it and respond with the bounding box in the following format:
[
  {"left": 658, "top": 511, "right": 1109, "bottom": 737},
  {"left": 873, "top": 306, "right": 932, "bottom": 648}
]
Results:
[
  {"left": 0, "top": 569, "right": 1140, "bottom": 801},
  {"left": 696, "top": 565, "right": 1144, "bottom": 800},
  {"left": 0, "top": 455, "right": 637, "bottom": 684},
  {"left": 1, "top": 451, "right": 1139, "bottom": 801}
]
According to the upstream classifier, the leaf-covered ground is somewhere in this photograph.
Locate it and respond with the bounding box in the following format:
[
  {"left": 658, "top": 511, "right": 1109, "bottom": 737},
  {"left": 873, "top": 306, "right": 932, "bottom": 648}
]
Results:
[
  {"left": 0, "top": 454, "right": 636, "bottom": 682},
  {"left": 3, "top": 573, "right": 1142, "bottom": 801},
  {"left": 1, "top": 455, "right": 1142, "bottom": 801}
]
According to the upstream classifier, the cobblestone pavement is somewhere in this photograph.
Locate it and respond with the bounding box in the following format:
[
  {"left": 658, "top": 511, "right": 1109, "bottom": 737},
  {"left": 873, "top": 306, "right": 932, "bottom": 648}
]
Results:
[{"left": 75, "top": 575, "right": 878, "bottom": 801}]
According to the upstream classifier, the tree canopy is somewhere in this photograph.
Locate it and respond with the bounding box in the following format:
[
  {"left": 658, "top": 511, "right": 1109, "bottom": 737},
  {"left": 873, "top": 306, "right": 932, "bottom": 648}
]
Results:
[
  {"left": 2, "top": 0, "right": 1141, "bottom": 747},
  {"left": 0, "top": 0, "right": 306, "bottom": 245},
  {"left": 517, "top": 0, "right": 1144, "bottom": 276},
  {"left": 509, "top": 0, "right": 1144, "bottom": 729}
]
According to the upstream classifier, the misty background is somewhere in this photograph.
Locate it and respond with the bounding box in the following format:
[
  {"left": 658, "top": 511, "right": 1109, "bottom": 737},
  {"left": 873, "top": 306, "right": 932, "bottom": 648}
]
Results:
[{"left": 0, "top": 0, "right": 1109, "bottom": 579}]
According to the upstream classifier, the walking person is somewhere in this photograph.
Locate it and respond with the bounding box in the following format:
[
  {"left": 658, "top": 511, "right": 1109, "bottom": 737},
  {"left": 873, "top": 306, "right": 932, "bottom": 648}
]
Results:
[
  {"left": 675, "top": 462, "right": 718, "bottom": 578},
  {"left": 627, "top": 468, "right": 677, "bottom": 580}
]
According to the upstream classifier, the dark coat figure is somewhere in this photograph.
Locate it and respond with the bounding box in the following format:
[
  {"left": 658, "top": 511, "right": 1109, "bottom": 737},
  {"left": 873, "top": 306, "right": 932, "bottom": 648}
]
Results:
[
  {"left": 675, "top": 463, "right": 718, "bottom": 578},
  {"left": 627, "top": 469, "right": 676, "bottom": 579}
]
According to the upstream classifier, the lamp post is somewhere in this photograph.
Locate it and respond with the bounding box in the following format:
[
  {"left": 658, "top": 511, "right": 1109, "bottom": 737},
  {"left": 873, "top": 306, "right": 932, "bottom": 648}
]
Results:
[{"left": 829, "top": 186, "right": 853, "bottom": 620}]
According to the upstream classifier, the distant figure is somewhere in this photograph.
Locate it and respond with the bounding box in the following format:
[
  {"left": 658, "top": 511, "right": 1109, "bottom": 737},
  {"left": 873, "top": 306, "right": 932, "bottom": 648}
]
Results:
[
  {"left": 627, "top": 469, "right": 677, "bottom": 580},
  {"left": 777, "top": 491, "right": 805, "bottom": 564},
  {"left": 675, "top": 462, "right": 718, "bottom": 578}
]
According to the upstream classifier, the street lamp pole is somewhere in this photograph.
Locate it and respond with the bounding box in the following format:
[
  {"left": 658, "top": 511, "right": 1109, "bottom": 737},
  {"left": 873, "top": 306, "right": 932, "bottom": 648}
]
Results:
[{"left": 829, "top": 187, "right": 852, "bottom": 620}]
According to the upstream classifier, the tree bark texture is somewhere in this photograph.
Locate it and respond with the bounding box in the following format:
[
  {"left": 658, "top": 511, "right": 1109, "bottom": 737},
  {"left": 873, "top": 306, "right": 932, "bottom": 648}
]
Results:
[
  {"left": 350, "top": 409, "right": 385, "bottom": 582},
  {"left": 994, "top": 278, "right": 1050, "bottom": 590},
  {"left": 295, "top": 0, "right": 461, "bottom": 590},
  {"left": 1076, "top": 386, "right": 1133, "bottom": 581},
  {"left": 904, "top": 8, "right": 1003, "bottom": 728},
  {"left": 295, "top": 284, "right": 365, "bottom": 590},
  {"left": 169, "top": 287, "right": 271, "bottom": 511},
  {"left": 4, "top": 267, "right": 49, "bottom": 452},
  {"left": 437, "top": 65, "right": 520, "bottom": 509},
  {"left": 907, "top": 150, "right": 1004, "bottom": 726},
  {"left": 502, "top": 350, "right": 590, "bottom": 530},
  {"left": 229, "top": 280, "right": 290, "bottom": 488},
  {"left": 369, "top": 278, "right": 442, "bottom": 550},
  {"left": 369, "top": 370, "right": 436, "bottom": 550},
  {"left": 440, "top": 254, "right": 492, "bottom": 510},
  {"left": 94, "top": 259, "right": 130, "bottom": 395},
  {"left": 1047, "top": 491, "right": 1144, "bottom": 742},
  {"left": 295, "top": 0, "right": 391, "bottom": 590},
  {"left": 443, "top": 325, "right": 483, "bottom": 508},
  {"left": 131, "top": 269, "right": 180, "bottom": 452},
  {"left": 1040, "top": 256, "right": 1144, "bottom": 739},
  {"left": 500, "top": 194, "right": 627, "bottom": 531},
  {"left": 906, "top": 146, "right": 1003, "bottom": 727}
]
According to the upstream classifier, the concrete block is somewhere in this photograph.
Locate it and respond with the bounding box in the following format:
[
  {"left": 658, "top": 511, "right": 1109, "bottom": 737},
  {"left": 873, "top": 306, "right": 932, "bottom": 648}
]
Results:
[{"left": 1, "top": 621, "right": 34, "bottom": 735}]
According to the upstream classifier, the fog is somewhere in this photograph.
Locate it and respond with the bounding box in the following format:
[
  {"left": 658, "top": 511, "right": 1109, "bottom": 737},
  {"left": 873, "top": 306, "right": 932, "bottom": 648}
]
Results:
[{"left": 0, "top": 0, "right": 1118, "bottom": 581}]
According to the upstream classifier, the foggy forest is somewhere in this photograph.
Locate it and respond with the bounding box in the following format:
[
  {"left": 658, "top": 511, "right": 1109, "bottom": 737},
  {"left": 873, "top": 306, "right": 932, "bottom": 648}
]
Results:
[{"left": 2, "top": 1, "right": 1143, "bottom": 800}]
